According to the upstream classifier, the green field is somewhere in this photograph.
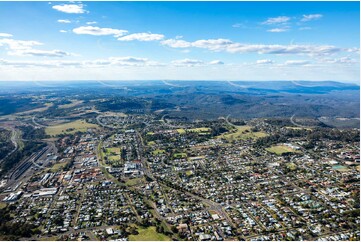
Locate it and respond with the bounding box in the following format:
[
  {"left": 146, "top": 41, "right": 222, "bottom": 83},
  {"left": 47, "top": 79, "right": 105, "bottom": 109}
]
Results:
[
  {"left": 129, "top": 226, "right": 170, "bottom": 241},
  {"left": 108, "top": 155, "right": 120, "bottom": 162},
  {"left": 45, "top": 119, "right": 99, "bottom": 136},
  {"left": 173, "top": 153, "right": 187, "bottom": 159},
  {"left": 147, "top": 141, "right": 156, "bottom": 146},
  {"left": 152, "top": 149, "right": 166, "bottom": 155},
  {"left": 50, "top": 162, "right": 67, "bottom": 172},
  {"left": 106, "top": 147, "right": 121, "bottom": 155},
  {"left": 176, "top": 128, "right": 186, "bottom": 134},
  {"left": 18, "top": 102, "right": 54, "bottom": 114},
  {"left": 187, "top": 127, "right": 211, "bottom": 133},
  {"left": 0, "top": 202, "right": 7, "bottom": 209},
  {"left": 38, "top": 236, "right": 59, "bottom": 241},
  {"left": 185, "top": 170, "right": 193, "bottom": 176},
  {"left": 286, "top": 162, "right": 297, "bottom": 171},
  {"left": 126, "top": 178, "right": 144, "bottom": 186},
  {"left": 58, "top": 100, "right": 83, "bottom": 109},
  {"left": 266, "top": 145, "right": 299, "bottom": 155},
  {"left": 218, "top": 126, "right": 267, "bottom": 141}
]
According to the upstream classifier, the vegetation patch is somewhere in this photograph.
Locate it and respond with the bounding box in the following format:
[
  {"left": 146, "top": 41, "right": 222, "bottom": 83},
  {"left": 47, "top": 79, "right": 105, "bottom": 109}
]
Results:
[
  {"left": 173, "top": 153, "right": 187, "bottom": 159},
  {"left": 106, "top": 147, "right": 121, "bottom": 155},
  {"left": 50, "top": 162, "right": 67, "bottom": 172},
  {"left": 266, "top": 145, "right": 299, "bottom": 155},
  {"left": 147, "top": 141, "right": 156, "bottom": 146},
  {"left": 286, "top": 162, "right": 297, "bottom": 171},
  {"left": 218, "top": 126, "right": 267, "bottom": 141},
  {"left": 45, "top": 119, "right": 98, "bottom": 136},
  {"left": 176, "top": 128, "right": 186, "bottom": 134},
  {"left": 126, "top": 178, "right": 144, "bottom": 186},
  {"left": 152, "top": 149, "right": 166, "bottom": 155},
  {"left": 58, "top": 100, "right": 83, "bottom": 109},
  {"left": 17, "top": 102, "right": 54, "bottom": 115},
  {"left": 129, "top": 226, "right": 170, "bottom": 241},
  {"left": 0, "top": 202, "right": 7, "bottom": 209},
  {"left": 187, "top": 127, "right": 211, "bottom": 133},
  {"left": 185, "top": 170, "right": 193, "bottom": 176}
]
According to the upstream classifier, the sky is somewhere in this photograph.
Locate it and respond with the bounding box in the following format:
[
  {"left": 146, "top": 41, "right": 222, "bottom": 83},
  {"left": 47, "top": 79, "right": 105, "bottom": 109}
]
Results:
[{"left": 0, "top": 1, "right": 359, "bottom": 82}]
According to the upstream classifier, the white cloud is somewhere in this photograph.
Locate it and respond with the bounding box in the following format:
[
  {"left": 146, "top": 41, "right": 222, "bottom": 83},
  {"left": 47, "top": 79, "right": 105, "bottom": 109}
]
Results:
[
  {"left": 118, "top": 33, "right": 164, "bottom": 41},
  {"left": 284, "top": 60, "right": 311, "bottom": 65},
  {"left": 0, "top": 38, "right": 43, "bottom": 50},
  {"left": 57, "top": 19, "right": 71, "bottom": 24},
  {"left": 256, "top": 59, "right": 274, "bottom": 64},
  {"left": 232, "top": 23, "right": 244, "bottom": 28},
  {"left": 0, "top": 33, "right": 13, "bottom": 37},
  {"left": 299, "top": 27, "right": 312, "bottom": 31},
  {"left": 262, "top": 16, "right": 290, "bottom": 25},
  {"left": 267, "top": 28, "right": 289, "bottom": 33},
  {"left": 321, "top": 57, "right": 358, "bottom": 64},
  {"left": 73, "top": 26, "right": 127, "bottom": 37},
  {"left": 161, "top": 38, "right": 344, "bottom": 56},
  {"left": 9, "top": 49, "right": 71, "bottom": 57},
  {"left": 301, "top": 14, "right": 323, "bottom": 22},
  {"left": 0, "top": 56, "right": 161, "bottom": 68},
  {"left": 209, "top": 60, "right": 224, "bottom": 65},
  {"left": 161, "top": 39, "right": 192, "bottom": 48},
  {"left": 171, "top": 59, "right": 204, "bottom": 67},
  {"left": 52, "top": 4, "right": 87, "bottom": 14},
  {"left": 59, "top": 30, "right": 67, "bottom": 33},
  {"left": 192, "top": 39, "right": 233, "bottom": 51},
  {"left": 0, "top": 38, "right": 71, "bottom": 57},
  {"left": 86, "top": 21, "right": 97, "bottom": 25}
]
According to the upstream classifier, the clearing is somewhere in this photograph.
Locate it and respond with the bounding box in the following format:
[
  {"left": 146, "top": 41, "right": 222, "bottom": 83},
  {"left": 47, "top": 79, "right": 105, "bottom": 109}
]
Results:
[
  {"left": 50, "top": 162, "right": 67, "bottom": 172},
  {"left": 129, "top": 226, "right": 170, "bottom": 241},
  {"left": 45, "top": 119, "right": 99, "bottom": 136},
  {"left": 173, "top": 153, "right": 187, "bottom": 159},
  {"left": 218, "top": 126, "right": 267, "bottom": 141},
  {"left": 266, "top": 145, "right": 300, "bottom": 155},
  {"left": 58, "top": 100, "right": 84, "bottom": 109}
]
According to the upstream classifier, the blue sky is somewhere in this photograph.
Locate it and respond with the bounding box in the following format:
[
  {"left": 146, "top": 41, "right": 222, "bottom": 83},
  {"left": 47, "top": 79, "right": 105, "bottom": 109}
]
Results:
[{"left": 0, "top": 1, "right": 359, "bottom": 82}]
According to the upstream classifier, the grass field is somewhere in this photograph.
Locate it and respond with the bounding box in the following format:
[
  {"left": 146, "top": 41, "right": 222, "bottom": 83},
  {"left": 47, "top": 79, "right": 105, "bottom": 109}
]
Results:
[
  {"left": 45, "top": 119, "right": 99, "bottom": 136},
  {"left": 285, "top": 126, "right": 312, "bottom": 131},
  {"left": 266, "top": 145, "right": 299, "bottom": 155},
  {"left": 58, "top": 100, "right": 83, "bottom": 109},
  {"left": 176, "top": 128, "right": 186, "bottom": 134},
  {"left": 0, "top": 202, "right": 7, "bottom": 209},
  {"left": 126, "top": 178, "right": 144, "bottom": 186},
  {"left": 187, "top": 127, "right": 211, "bottom": 133},
  {"left": 38, "top": 236, "right": 58, "bottom": 241},
  {"left": 286, "top": 162, "right": 297, "bottom": 171},
  {"left": 106, "top": 147, "right": 121, "bottom": 155},
  {"left": 218, "top": 126, "right": 267, "bottom": 141},
  {"left": 185, "top": 170, "right": 193, "bottom": 176},
  {"left": 17, "top": 102, "right": 54, "bottom": 115},
  {"left": 147, "top": 141, "right": 156, "bottom": 146},
  {"left": 108, "top": 155, "right": 120, "bottom": 162},
  {"left": 129, "top": 226, "right": 170, "bottom": 241},
  {"left": 152, "top": 149, "right": 166, "bottom": 155},
  {"left": 50, "top": 162, "right": 67, "bottom": 172},
  {"left": 173, "top": 153, "right": 187, "bottom": 159}
]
